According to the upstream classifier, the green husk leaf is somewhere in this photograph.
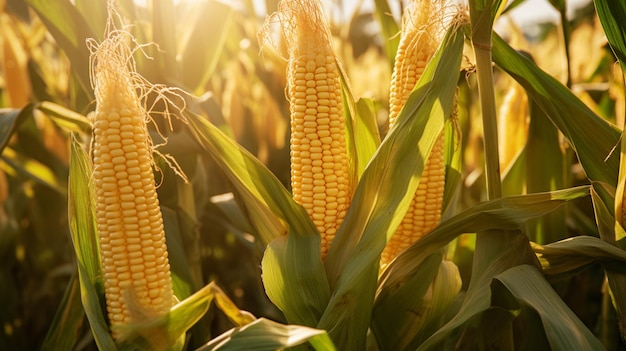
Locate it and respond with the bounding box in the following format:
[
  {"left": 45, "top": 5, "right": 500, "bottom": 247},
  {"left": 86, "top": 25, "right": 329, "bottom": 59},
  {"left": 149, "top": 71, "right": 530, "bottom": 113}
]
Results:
[
  {"left": 117, "top": 282, "right": 255, "bottom": 351},
  {"left": 319, "top": 21, "right": 465, "bottom": 351},
  {"left": 338, "top": 63, "right": 381, "bottom": 180},
  {"left": 68, "top": 134, "right": 116, "bottom": 350},
  {"left": 261, "top": 234, "right": 330, "bottom": 327},
  {"left": 495, "top": 265, "right": 605, "bottom": 350},
  {"left": 197, "top": 318, "right": 336, "bottom": 351}
]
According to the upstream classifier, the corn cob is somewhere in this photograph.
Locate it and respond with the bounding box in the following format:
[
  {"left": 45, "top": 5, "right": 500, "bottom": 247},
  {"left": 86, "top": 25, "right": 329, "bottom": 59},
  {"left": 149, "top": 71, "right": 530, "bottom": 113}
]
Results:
[
  {"left": 381, "top": 0, "right": 446, "bottom": 268},
  {"left": 277, "top": 0, "right": 351, "bottom": 259},
  {"left": 90, "top": 26, "right": 175, "bottom": 338}
]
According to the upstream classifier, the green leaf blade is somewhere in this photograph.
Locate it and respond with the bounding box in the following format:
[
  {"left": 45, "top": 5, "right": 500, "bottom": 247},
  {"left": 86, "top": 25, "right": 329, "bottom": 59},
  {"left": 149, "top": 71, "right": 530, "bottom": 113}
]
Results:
[
  {"left": 492, "top": 33, "right": 620, "bottom": 190},
  {"left": 496, "top": 265, "right": 605, "bottom": 350}
]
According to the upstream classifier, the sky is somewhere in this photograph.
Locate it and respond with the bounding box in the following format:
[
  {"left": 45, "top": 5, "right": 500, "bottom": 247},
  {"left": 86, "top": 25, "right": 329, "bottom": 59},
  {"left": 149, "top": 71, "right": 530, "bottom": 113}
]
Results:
[{"left": 504, "top": 0, "right": 593, "bottom": 26}]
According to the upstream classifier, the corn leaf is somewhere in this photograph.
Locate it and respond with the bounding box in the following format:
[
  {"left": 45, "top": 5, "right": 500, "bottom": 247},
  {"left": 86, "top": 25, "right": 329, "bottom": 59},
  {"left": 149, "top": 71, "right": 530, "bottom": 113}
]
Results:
[
  {"left": 338, "top": 65, "right": 381, "bottom": 181},
  {"left": 0, "top": 106, "right": 32, "bottom": 152},
  {"left": 35, "top": 101, "right": 91, "bottom": 134},
  {"left": 502, "top": 147, "right": 527, "bottom": 196},
  {"left": 547, "top": 0, "right": 565, "bottom": 12},
  {"left": 492, "top": 33, "right": 621, "bottom": 191},
  {"left": 208, "top": 193, "right": 259, "bottom": 250},
  {"left": 443, "top": 118, "right": 463, "bottom": 214},
  {"left": 152, "top": 0, "right": 179, "bottom": 83},
  {"left": 162, "top": 207, "right": 196, "bottom": 300},
  {"left": 25, "top": 0, "right": 95, "bottom": 100},
  {"left": 372, "top": 0, "right": 400, "bottom": 67},
  {"left": 118, "top": 282, "right": 255, "bottom": 351},
  {"left": 74, "top": 0, "right": 107, "bottom": 42},
  {"left": 502, "top": 0, "right": 525, "bottom": 13},
  {"left": 319, "top": 22, "right": 464, "bottom": 351},
  {"left": 469, "top": 0, "right": 507, "bottom": 46},
  {"left": 594, "top": 0, "right": 626, "bottom": 76},
  {"left": 591, "top": 186, "right": 626, "bottom": 337},
  {"left": 380, "top": 187, "right": 590, "bottom": 291},
  {"left": 179, "top": 1, "right": 233, "bottom": 94},
  {"left": 185, "top": 112, "right": 330, "bottom": 327},
  {"left": 533, "top": 236, "right": 626, "bottom": 281},
  {"left": 372, "top": 186, "right": 591, "bottom": 350},
  {"left": 372, "top": 254, "right": 461, "bottom": 350},
  {"left": 261, "top": 236, "right": 330, "bottom": 327},
  {"left": 186, "top": 111, "right": 291, "bottom": 243},
  {"left": 197, "top": 318, "right": 336, "bottom": 351},
  {"left": 2, "top": 146, "right": 67, "bottom": 194},
  {"left": 524, "top": 99, "right": 566, "bottom": 244},
  {"left": 615, "top": 130, "right": 626, "bottom": 233},
  {"left": 40, "top": 274, "right": 85, "bottom": 351},
  {"left": 495, "top": 265, "right": 605, "bottom": 350},
  {"left": 68, "top": 134, "right": 116, "bottom": 350}
]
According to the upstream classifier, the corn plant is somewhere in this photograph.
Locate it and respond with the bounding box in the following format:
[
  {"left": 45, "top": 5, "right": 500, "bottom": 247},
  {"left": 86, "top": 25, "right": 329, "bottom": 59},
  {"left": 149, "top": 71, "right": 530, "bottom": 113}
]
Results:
[{"left": 2, "top": 0, "right": 626, "bottom": 350}]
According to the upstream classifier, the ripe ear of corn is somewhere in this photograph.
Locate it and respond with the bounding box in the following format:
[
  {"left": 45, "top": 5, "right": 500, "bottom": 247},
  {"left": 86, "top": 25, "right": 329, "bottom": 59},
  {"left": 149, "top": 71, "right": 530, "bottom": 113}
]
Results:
[
  {"left": 381, "top": 0, "right": 447, "bottom": 269},
  {"left": 89, "top": 25, "right": 175, "bottom": 338},
  {"left": 277, "top": 0, "right": 351, "bottom": 259}
]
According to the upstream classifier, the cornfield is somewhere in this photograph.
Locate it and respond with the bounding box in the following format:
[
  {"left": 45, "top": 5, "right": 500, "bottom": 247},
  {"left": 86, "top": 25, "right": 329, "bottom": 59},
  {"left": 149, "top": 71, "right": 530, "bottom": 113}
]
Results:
[{"left": 1, "top": 0, "right": 626, "bottom": 349}]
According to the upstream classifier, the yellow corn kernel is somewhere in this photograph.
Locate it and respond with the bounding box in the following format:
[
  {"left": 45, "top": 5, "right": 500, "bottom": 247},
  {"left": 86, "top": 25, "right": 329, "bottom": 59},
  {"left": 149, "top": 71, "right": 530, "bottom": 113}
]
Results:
[
  {"left": 388, "top": 0, "right": 443, "bottom": 128},
  {"left": 381, "top": 0, "right": 447, "bottom": 269},
  {"left": 89, "top": 25, "right": 174, "bottom": 338},
  {"left": 277, "top": 0, "right": 351, "bottom": 259}
]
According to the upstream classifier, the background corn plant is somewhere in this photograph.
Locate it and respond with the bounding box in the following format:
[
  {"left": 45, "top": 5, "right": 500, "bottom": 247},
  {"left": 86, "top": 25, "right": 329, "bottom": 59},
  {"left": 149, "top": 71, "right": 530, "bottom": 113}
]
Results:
[{"left": 1, "top": 0, "right": 626, "bottom": 350}]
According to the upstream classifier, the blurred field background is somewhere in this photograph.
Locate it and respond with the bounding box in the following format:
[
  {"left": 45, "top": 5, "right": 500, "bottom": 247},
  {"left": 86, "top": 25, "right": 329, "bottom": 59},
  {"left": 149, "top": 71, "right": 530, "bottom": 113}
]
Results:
[{"left": 1, "top": 0, "right": 625, "bottom": 349}]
